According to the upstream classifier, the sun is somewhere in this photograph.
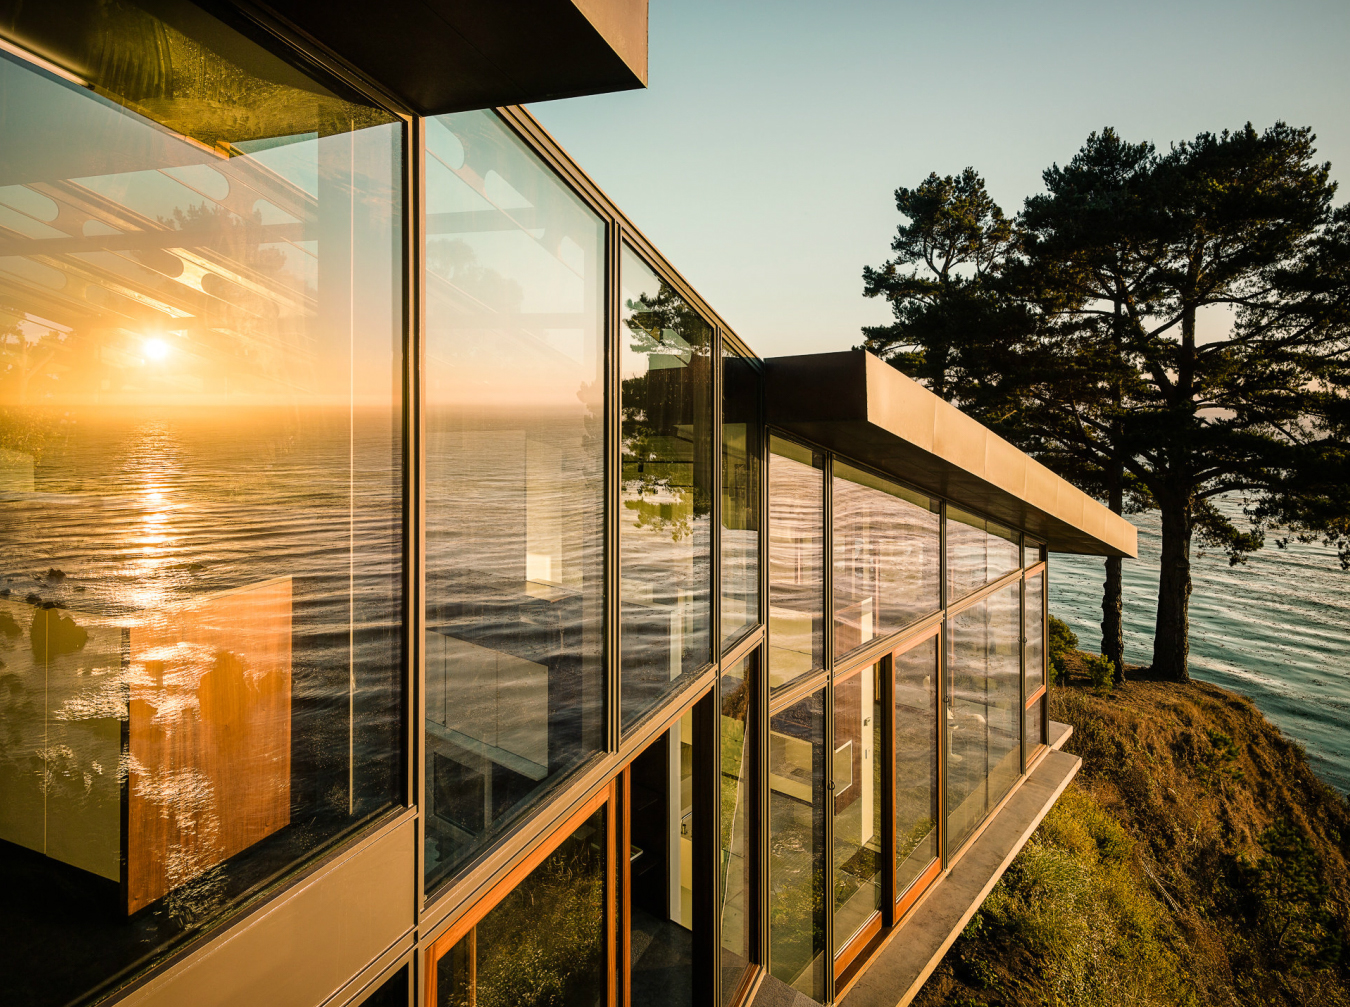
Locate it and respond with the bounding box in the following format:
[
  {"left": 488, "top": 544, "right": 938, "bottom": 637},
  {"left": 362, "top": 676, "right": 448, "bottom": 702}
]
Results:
[{"left": 142, "top": 338, "right": 170, "bottom": 362}]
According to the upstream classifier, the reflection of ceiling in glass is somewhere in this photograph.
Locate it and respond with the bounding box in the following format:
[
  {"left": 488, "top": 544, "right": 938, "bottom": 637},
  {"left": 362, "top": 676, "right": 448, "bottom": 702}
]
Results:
[
  {"left": 0, "top": 0, "right": 394, "bottom": 155},
  {"left": 0, "top": 20, "right": 399, "bottom": 410},
  {"left": 424, "top": 110, "right": 603, "bottom": 411}
]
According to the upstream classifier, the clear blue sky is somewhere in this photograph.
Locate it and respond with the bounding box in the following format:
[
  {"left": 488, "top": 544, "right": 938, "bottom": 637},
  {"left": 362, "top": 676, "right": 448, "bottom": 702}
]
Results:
[{"left": 530, "top": 0, "right": 1350, "bottom": 358}]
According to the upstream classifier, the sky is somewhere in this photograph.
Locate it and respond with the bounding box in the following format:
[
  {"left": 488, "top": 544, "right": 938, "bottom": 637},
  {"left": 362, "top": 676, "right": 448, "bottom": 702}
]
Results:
[{"left": 530, "top": 0, "right": 1350, "bottom": 358}]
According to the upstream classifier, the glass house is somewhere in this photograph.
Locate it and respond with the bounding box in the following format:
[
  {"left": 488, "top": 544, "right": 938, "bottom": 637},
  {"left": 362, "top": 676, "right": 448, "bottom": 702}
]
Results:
[{"left": 0, "top": 4, "right": 1137, "bottom": 1006}]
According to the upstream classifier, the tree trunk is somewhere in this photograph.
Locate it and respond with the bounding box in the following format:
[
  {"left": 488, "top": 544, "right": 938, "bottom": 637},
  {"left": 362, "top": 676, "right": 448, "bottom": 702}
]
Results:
[
  {"left": 1102, "top": 461, "right": 1125, "bottom": 684},
  {"left": 1152, "top": 495, "right": 1193, "bottom": 681}
]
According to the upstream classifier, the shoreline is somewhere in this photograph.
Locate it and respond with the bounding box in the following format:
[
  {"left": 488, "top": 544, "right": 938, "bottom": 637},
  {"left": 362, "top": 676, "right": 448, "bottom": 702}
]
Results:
[{"left": 1049, "top": 512, "right": 1350, "bottom": 796}]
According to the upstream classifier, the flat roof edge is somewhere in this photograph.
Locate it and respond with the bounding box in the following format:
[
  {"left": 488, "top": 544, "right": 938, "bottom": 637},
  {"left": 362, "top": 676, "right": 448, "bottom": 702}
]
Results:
[{"left": 765, "top": 351, "right": 1138, "bottom": 558}]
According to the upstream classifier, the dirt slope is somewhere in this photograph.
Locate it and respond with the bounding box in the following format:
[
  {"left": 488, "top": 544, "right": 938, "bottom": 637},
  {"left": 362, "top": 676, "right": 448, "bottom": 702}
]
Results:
[{"left": 912, "top": 654, "right": 1350, "bottom": 1007}]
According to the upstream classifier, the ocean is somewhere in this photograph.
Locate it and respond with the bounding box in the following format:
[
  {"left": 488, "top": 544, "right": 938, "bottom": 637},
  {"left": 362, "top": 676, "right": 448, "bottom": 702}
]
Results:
[{"left": 1049, "top": 498, "right": 1350, "bottom": 795}]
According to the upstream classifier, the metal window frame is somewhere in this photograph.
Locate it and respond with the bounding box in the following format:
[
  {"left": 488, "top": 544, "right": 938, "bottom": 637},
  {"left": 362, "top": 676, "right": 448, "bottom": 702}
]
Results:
[{"left": 759, "top": 424, "right": 1056, "bottom": 1002}]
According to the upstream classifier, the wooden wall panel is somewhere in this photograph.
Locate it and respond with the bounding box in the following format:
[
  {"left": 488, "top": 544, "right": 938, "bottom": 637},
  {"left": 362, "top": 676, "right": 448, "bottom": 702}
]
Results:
[{"left": 127, "top": 577, "right": 292, "bottom": 913}]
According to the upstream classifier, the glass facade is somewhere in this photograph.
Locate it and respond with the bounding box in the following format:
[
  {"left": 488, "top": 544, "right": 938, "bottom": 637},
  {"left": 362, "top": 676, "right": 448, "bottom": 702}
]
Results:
[
  {"left": 627, "top": 715, "right": 701, "bottom": 1007},
  {"left": 946, "top": 505, "right": 1021, "bottom": 603},
  {"left": 424, "top": 108, "right": 606, "bottom": 888},
  {"left": 721, "top": 348, "right": 761, "bottom": 651},
  {"left": 0, "top": 5, "right": 403, "bottom": 1004},
  {"left": 0, "top": 8, "right": 1092, "bottom": 1005},
  {"left": 720, "top": 655, "right": 754, "bottom": 1004},
  {"left": 946, "top": 583, "right": 1022, "bottom": 854},
  {"left": 895, "top": 637, "right": 939, "bottom": 897},
  {"left": 434, "top": 804, "right": 609, "bottom": 1007},
  {"left": 832, "top": 663, "right": 883, "bottom": 951},
  {"left": 832, "top": 462, "right": 940, "bottom": 657},
  {"left": 767, "top": 436, "right": 824, "bottom": 692},
  {"left": 620, "top": 247, "right": 713, "bottom": 729},
  {"left": 1025, "top": 569, "right": 1045, "bottom": 697},
  {"left": 769, "top": 689, "right": 826, "bottom": 1001}
]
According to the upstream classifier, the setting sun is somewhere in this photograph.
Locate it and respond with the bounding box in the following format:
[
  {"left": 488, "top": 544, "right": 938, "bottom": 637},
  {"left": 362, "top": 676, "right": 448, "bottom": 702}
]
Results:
[{"left": 142, "top": 338, "right": 170, "bottom": 362}]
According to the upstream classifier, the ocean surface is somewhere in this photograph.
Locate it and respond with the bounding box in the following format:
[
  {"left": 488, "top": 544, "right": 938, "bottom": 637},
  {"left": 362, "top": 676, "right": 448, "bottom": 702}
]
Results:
[{"left": 1049, "top": 498, "right": 1350, "bottom": 794}]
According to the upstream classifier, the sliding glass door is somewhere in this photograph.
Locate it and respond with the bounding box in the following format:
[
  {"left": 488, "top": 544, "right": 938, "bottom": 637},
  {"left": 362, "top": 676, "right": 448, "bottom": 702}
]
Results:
[
  {"left": 832, "top": 663, "right": 884, "bottom": 969},
  {"left": 946, "top": 582, "right": 1021, "bottom": 855},
  {"left": 894, "top": 633, "right": 940, "bottom": 910}
]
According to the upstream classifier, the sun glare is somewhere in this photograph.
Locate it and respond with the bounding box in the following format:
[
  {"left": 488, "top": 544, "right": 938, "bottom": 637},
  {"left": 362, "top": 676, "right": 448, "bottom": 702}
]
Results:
[{"left": 143, "top": 338, "right": 170, "bottom": 362}]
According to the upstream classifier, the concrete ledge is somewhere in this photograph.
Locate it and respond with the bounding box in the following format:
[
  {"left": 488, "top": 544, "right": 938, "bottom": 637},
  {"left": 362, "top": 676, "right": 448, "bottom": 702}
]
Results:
[
  {"left": 839, "top": 748, "right": 1082, "bottom": 1007},
  {"left": 1048, "top": 719, "right": 1073, "bottom": 751}
]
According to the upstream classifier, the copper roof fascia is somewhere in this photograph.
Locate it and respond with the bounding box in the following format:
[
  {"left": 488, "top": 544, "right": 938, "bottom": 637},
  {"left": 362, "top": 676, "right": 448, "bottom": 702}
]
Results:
[{"left": 765, "top": 351, "right": 1138, "bottom": 559}]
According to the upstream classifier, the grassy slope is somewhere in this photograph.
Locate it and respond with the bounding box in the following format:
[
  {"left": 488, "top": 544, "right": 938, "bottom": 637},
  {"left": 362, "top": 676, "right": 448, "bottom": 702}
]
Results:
[{"left": 912, "top": 652, "right": 1350, "bottom": 1007}]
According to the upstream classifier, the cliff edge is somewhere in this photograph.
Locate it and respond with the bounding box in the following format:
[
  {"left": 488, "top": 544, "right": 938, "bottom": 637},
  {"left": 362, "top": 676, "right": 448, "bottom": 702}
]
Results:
[{"left": 913, "top": 652, "right": 1350, "bottom": 1007}]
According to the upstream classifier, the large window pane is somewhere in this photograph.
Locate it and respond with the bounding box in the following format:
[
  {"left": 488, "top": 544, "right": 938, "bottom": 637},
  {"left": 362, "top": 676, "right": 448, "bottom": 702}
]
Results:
[
  {"left": 424, "top": 110, "right": 605, "bottom": 887},
  {"left": 721, "top": 348, "right": 761, "bottom": 651},
  {"left": 435, "top": 805, "right": 608, "bottom": 1007},
  {"left": 0, "top": 11, "right": 403, "bottom": 1005},
  {"left": 629, "top": 718, "right": 698, "bottom": 1007},
  {"left": 720, "top": 655, "right": 754, "bottom": 1004},
  {"left": 895, "top": 638, "right": 938, "bottom": 898},
  {"left": 946, "top": 506, "right": 1021, "bottom": 603},
  {"left": 620, "top": 248, "right": 713, "bottom": 729},
  {"left": 768, "top": 437, "right": 823, "bottom": 693},
  {"left": 987, "top": 584, "right": 1022, "bottom": 808},
  {"left": 833, "top": 664, "right": 883, "bottom": 951},
  {"left": 769, "top": 690, "right": 826, "bottom": 1001},
  {"left": 1025, "top": 698, "right": 1045, "bottom": 759},
  {"left": 946, "top": 584, "right": 1022, "bottom": 854},
  {"left": 1025, "top": 570, "right": 1044, "bottom": 696},
  {"left": 832, "top": 462, "right": 940, "bottom": 657}
]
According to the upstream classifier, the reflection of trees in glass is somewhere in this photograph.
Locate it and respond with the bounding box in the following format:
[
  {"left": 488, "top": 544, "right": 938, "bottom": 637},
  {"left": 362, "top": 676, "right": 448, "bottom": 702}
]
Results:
[
  {"left": 428, "top": 239, "right": 524, "bottom": 311},
  {"left": 897, "top": 816, "right": 936, "bottom": 866},
  {"left": 448, "top": 816, "right": 606, "bottom": 1007},
  {"left": 1, "top": 319, "right": 70, "bottom": 415},
  {"left": 720, "top": 676, "right": 750, "bottom": 851},
  {"left": 161, "top": 203, "right": 288, "bottom": 278},
  {"left": 621, "top": 281, "right": 711, "bottom": 542},
  {"left": 23, "top": 0, "right": 395, "bottom": 148}
]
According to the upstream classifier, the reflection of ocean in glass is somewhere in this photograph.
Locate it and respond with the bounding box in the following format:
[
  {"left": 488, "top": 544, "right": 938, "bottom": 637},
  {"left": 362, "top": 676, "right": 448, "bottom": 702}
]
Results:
[
  {"left": 0, "top": 7, "right": 403, "bottom": 1001},
  {"left": 1050, "top": 497, "right": 1350, "bottom": 793},
  {"left": 0, "top": 406, "right": 402, "bottom": 828},
  {"left": 945, "top": 584, "right": 1020, "bottom": 855},
  {"left": 831, "top": 463, "right": 940, "bottom": 658},
  {"left": 423, "top": 410, "right": 604, "bottom": 883},
  {"left": 422, "top": 107, "right": 606, "bottom": 888},
  {"left": 767, "top": 440, "right": 823, "bottom": 692},
  {"left": 0, "top": 407, "right": 400, "bottom": 926}
]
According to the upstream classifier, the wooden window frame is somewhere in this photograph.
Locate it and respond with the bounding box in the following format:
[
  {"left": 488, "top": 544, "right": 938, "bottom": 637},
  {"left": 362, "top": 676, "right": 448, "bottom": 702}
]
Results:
[{"left": 423, "top": 781, "right": 618, "bottom": 1007}]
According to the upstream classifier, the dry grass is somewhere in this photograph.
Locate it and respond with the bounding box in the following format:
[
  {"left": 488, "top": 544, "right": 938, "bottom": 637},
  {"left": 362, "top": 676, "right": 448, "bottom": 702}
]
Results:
[{"left": 913, "top": 653, "right": 1350, "bottom": 1007}]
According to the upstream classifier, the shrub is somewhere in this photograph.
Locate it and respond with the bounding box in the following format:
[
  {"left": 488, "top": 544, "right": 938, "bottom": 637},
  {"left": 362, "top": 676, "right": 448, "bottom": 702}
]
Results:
[
  {"left": 1236, "top": 820, "right": 1345, "bottom": 971},
  {"left": 1085, "top": 653, "right": 1115, "bottom": 693},
  {"left": 1048, "top": 615, "right": 1078, "bottom": 685}
]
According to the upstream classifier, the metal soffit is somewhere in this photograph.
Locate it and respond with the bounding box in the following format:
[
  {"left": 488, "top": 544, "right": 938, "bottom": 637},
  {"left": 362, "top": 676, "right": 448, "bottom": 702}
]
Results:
[{"left": 252, "top": 0, "right": 648, "bottom": 115}]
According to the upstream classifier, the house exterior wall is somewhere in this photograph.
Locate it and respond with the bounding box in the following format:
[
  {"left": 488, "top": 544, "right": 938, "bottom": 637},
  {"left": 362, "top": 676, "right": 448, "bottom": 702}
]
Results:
[{"left": 0, "top": 5, "right": 1115, "bottom": 1007}]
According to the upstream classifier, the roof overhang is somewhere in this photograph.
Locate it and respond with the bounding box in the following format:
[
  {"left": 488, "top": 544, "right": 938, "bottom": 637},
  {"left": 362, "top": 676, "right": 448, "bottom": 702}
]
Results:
[
  {"left": 255, "top": 0, "right": 648, "bottom": 114},
  {"left": 766, "top": 351, "right": 1137, "bottom": 558}
]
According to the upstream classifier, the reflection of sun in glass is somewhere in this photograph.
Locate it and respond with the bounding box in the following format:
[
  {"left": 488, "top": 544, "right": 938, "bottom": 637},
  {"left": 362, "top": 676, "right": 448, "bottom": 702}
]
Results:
[{"left": 143, "top": 338, "right": 170, "bottom": 362}]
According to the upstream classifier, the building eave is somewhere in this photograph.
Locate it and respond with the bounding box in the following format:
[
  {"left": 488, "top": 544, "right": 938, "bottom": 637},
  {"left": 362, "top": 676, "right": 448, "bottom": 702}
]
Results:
[{"left": 766, "top": 350, "right": 1138, "bottom": 558}]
